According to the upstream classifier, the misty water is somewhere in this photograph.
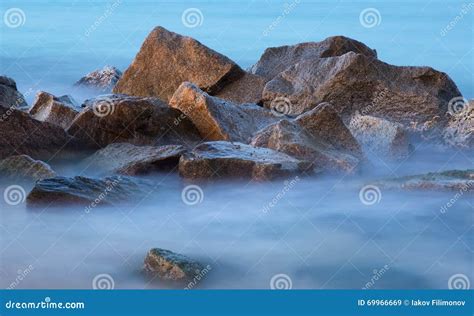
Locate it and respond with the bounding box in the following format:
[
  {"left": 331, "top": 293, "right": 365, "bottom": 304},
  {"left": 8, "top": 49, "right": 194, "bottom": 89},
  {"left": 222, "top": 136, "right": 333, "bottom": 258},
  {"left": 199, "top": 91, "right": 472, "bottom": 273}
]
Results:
[{"left": 1, "top": 0, "right": 473, "bottom": 289}]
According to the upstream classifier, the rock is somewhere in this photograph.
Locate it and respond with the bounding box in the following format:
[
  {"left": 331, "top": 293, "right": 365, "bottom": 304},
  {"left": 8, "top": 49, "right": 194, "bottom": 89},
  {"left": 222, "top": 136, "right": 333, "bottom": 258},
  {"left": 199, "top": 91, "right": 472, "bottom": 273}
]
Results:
[
  {"left": 373, "top": 170, "right": 474, "bottom": 192},
  {"left": 179, "top": 141, "right": 312, "bottom": 181},
  {"left": 0, "top": 107, "right": 75, "bottom": 160},
  {"left": 250, "top": 36, "right": 377, "bottom": 80},
  {"left": 213, "top": 72, "right": 266, "bottom": 104},
  {"left": 144, "top": 248, "right": 205, "bottom": 283},
  {"left": 26, "top": 176, "right": 144, "bottom": 207},
  {"left": 251, "top": 120, "right": 360, "bottom": 174},
  {"left": 67, "top": 94, "right": 201, "bottom": 149},
  {"left": 170, "top": 82, "right": 276, "bottom": 142},
  {"left": 348, "top": 112, "right": 411, "bottom": 160},
  {"left": 261, "top": 52, "right": 461, "bottom": 135},
  {"left": 443, "top": 101, "right": 473, "bottom": 149},
  {"left": 114, "top": 26, "right": 244, "bottom": 101},
  {"left": 75, "top": 66, "right": 122, "bottom": 92},
  {"left": 83, "top": 143, "right": 186, "bottom": 175},
  {"left": 29, "top": 91, "right": 80, "bottom": 129},
  {"left": 0, "top": 75, "right": 28, "bottom": 110},
  {"left": 0, "top": 155, "right": 56, "bottom": 181}
]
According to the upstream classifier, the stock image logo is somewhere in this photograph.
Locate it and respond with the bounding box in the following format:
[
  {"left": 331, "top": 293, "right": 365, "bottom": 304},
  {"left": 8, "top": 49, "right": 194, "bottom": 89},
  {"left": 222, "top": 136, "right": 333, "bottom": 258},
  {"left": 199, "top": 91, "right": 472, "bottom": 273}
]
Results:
[
  {"left": 359, "top": 185, "right": 382, "bottom": 206},
  {"left": 181, "top": 185, "right": 204, "bottom": 206},
  {"left": 92, "top": 98, "right": 115, "bottom": 117},
  {"left": 447, "top": 96, "right": 469, "bottom": 115},
  {"left": 270, "top": 274, "right": 293, "bottom": 290},
  {"left": 3, "top": 185, "right": 26, "bottom": 206},
  {"left": 270, "top": 97, "right": 292, "bottom": 117},
  {"left": 359, "top": 8, "right": 381, "bottom": 28},
  {"left": 181, "top": 8, "right": 204, "bottom": 28},
  {"left": 4, "top": 8, "right": 26, "bottom": 28},
  {"left": 92, "top": 273, "right": 115, "bottom": 290},
  {"left": 448, "top": 274, "right": 470, "bottom": 290}
]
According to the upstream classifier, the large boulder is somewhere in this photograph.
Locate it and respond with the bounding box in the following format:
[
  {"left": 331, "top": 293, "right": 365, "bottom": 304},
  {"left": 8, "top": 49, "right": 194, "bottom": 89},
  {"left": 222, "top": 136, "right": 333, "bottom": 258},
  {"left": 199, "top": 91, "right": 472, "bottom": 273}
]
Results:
[
  {"left": 0, "top": 107, "right": 75, "bottom": 160},
  {"left": 67, "top": 94, "right": 201, "bottom": 148},
  {"left": 0, "top": 76, "right": 28, "bottom": 110},
  {"left": 250, "top": 36, "right": 377, "bottom": 80},
  {"left": 170, "top": 82, "right": 276, "bottom": 143},
  {"left": 26, "top": 176, "right": 144, "bottom": 207},
  {"left": 213, "top": 72, "right": 266, "bottom": 104},
  {"left": 144, "top": 248, "right": 205, "bottom": 283},
  {"left": 443, "top": 100, "right": 473, "bottom": 149},
  {"left": 29, "top": 91, "right": 80, "bottom": 129},
  {"left": 261, "top": 52, "right": 461, "bottom": 136},
  {"left": 114, "top": 26, "right": 244, "bottom": 101},
  {"left": 348, "top": 112, "right": 411, "bottom": 160},
  {"left": 75, "top": 66, "right": 122, "bottom": 92},
  {"left": 83, "top": 143, "right": 186, "bottom": 175},
  {"left": 179, "top": 141, "right": 312, "bottom": 181},
  {"left": 0, "top": 155, "right": 56, "bottom": 181}
]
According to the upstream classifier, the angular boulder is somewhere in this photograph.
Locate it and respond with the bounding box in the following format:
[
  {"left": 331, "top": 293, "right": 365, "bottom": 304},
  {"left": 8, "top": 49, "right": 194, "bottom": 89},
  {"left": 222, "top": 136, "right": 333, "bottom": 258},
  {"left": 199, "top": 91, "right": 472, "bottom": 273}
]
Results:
[
  {"left": 83, "top": 143, "right": 186, "bottom": 175},
  {"left": 29, "top": 91, "right": 80, "bottom": 129},
  {"left": 443, "top": 101, "right": 473, "bottom": 149},
  {"left": 348, "top": 112, "right": 411, "bottom": 160},
  {"left": 213, "top": 72, "right": 266, "bottom": 104},
  {"left": 75, "top": 66, "right": 122, "bottom": 92},
  {"left": 250, "top": 36, "right": 377, "bottom": 80},
  {"left": 170, "top": 82, "right": 276, "bottom": 142},
  {"left": 114, "top": 26, "right": 244, "bottom": 101},
  {"left": 0, "top": 75, "right": 28, "bottom": 110},
  {"left": 179, "top": 141, "right": 312, "bottom": 181},
  {"left": 262, "top": 52, "right": 461, "bottom": 135},
  {"left": 67, "top": 94, "right": 201, "bottom": 148},
  {"left": 26, "top": 176, "right": 144, "bottom": 207},
  {"left": 0, "top": 155, "right": 56, "bottom": 181},
  {"left": 144, "top": 248, "right": 205, "bottom": 283}
]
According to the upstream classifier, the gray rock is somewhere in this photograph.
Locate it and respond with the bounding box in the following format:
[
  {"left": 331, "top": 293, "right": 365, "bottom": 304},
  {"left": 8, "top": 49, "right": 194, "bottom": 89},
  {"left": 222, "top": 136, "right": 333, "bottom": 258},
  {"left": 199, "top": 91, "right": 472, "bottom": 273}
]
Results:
[
  {"left": 75, "top": 66, "right": 122, "bottom": 92},
  {"left": 0, "top": 155, "right": 56, "bottom": 181},
  {"left": 170, "top": 82, "right": 276, "bottom": 143},
  {"left": 250, "top": 36, "right": 377, "bottom": 80},
  {"left": 114, "top": 26, "right": 244, "bottom": 101},
  {"left": 179, "top": 141, "right": 312, "bottom": 181},
  {"left": 443, "top": 100, "right": 473, "bottom": 149},
  {"left": 144, "top": 248, "right": 205, "bottom": 283},
  {"left": 0, "top": 75, "right": 28, "bottom": 110},
  {"left": 29, "top": 91, "right": 81, "bottom": 129},
  {"left": 83, "top": 143, "right": 186, "bottom": 175}
]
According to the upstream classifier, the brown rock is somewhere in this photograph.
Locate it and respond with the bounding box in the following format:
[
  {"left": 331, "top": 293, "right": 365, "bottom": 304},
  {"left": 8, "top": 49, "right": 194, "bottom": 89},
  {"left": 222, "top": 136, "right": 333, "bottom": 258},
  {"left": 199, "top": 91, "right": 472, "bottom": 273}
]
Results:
[
  {"left": 67, "top": 94, "right": 201, "bottom": 149},
  {"left": 179, "top": 141, "right": 312, "bottom": 181},
  {"left": 443, "top": 100, "right": 473, "bottom": 149},
  {"left": 250, "top": 36, "right": 377, "bottom": 80},
  {"left": 0, "top": 76, "right": 28, "bottom": 110},
  {"left": 170, "top": 82, "right": 276, "bottom": 142},
  {"left": 114, "top": 26, "right": 244, "bottom": 101},
  {"left": 29, "top": 91, "right": 80, "bottom": 129},
  {"left": 213, "top": 72, "right": 266, "bottom": 104},
  {"left": 0, "top": 155, "right": 56, "bottom": 181},
  {"left": 75, "top": 66, "right": 122, "bottom": 92}
]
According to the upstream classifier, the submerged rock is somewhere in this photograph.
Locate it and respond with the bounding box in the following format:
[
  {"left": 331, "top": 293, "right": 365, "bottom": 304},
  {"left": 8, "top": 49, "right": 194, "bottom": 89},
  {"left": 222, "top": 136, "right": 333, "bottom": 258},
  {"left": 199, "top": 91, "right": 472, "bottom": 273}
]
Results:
[
  {"left": 443, "top": 101, "right": 473, "bottom": 149},
  {"left": 75, "top": 66, "right": 122, "bottom": 92},
  {"left": 0, "top": 75, "right": 28, "bottom": 110},
  {"left": 29, "top": 91, "right": 80, "bottom": 129},
  {"left": 170, "top": 82, "right": 276, "bottom": 143},
  {"left": 114, "top": 26, "right": 244, "bottom": 101},
  {"left": 373, "top": 170, "right": 474, "bottom": 192},
  {"left": 83, "top": 143, "right": 186, "bottom": 175},
  {"left": 348, "top": 112, "right": 411, "bottom": 160},
  {"left": 250, "top": 36, "right": 377, "bottom": 80},
  {"left": 0, "top": 155, "right": 56, "bottom": 181},
  {"left": 179, "top": 141, "right": 312, "bottom": 181},
  {"left": 67, "top": 94, "right": 201, "bottom": 148},
  {"left": 144, "top": 248, "right": 205, "bottom": 283},
  {"left": 26, "top": 176, "right": 143, "bottom": 207}
]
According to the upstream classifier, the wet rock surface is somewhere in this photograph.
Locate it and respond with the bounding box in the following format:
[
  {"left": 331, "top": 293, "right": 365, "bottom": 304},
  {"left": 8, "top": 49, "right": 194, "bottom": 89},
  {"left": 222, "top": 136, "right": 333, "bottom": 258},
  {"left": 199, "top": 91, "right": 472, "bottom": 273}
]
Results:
[
  {"left": 0, "top": 155, "right": 56, "bottom": 181},
  {"left": 29, "top": 91, "right": 80, "bottom": 129},
  {"left": 179, "top": 141, "right": 312, "bottom": 181},
  {"left": 75, "top": 66, "right": 122, "bottom": 92},
  {"left": 0, "top": 75, "right": 28, "bottom": 110}
]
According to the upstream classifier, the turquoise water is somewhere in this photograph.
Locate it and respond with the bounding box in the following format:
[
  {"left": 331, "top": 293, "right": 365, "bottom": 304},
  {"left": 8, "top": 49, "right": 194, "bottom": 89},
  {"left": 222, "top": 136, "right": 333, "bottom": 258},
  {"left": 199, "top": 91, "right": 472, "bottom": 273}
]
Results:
[{"left": 1, "top": 0, "right": 473, "bottom": 104}]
